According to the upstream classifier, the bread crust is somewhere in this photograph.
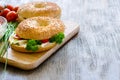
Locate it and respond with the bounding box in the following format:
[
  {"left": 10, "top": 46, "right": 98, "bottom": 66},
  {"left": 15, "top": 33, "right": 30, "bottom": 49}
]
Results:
[
  {"left": 15, "top": 17, "right": 65, "bottom": 40},
  {"left": 17, "top": 2, "right": 61, "bottom": 21}
]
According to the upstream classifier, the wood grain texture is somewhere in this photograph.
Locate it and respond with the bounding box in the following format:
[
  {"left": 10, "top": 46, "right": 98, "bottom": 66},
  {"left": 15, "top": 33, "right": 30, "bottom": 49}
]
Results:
[{"left": 0, "top": 0, "right": 119, "bottom": 80}]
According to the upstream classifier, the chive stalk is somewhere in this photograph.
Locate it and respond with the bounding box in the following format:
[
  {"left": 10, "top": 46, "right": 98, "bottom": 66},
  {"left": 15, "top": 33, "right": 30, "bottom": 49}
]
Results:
[{"left": 0, "top": 21, "right": 18, "bottom": 79}]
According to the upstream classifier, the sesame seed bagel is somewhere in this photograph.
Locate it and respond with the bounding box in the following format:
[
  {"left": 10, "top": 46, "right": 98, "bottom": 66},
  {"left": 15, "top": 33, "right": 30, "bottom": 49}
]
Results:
[
  {"left": 17, "top": 2, "right": 61, "bottom": 21},
  {"left": 15, "top": 17, "right": 65, "bottom": 40}
]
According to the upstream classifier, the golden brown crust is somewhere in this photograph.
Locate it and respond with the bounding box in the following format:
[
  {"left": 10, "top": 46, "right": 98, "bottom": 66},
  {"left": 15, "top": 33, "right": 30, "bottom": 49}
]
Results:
[
  {"left": 9, "top": 33, "right": 56, "bottom": 52},
  {"left": 15, "top": 17, "right": 65, "bottom": 40},
  {"left": 17, "top": 2, "right": 61, "bottom": 21}
]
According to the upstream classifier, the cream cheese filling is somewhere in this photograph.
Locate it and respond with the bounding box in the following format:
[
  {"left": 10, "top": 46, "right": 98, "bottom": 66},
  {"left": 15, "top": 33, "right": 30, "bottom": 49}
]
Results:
[{"left": 9, "top": 32, "right": 53, "bottom": 48}]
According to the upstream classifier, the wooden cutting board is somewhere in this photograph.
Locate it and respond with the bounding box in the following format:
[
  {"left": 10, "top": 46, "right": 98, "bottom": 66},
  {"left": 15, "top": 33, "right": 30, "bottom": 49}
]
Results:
[{"left": 0, "top": 21, "right": 79, "bottom": 70}]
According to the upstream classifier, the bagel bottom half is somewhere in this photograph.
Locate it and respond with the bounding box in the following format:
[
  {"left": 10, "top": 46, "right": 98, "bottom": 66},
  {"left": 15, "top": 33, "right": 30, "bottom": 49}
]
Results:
[{"left": 9, "top": 33, "right": 56, "bottom": 53}]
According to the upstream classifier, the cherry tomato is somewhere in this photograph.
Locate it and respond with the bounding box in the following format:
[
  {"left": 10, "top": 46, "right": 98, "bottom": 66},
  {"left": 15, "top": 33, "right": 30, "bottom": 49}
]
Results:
[
  {"left": 0, "top": 10, "right": 4, "bottom": 16},
  {"left": 2, "top": 8, "right": 10, "bottom": 17},
  {"left": 6, "top": 11, "right": 18, "bottom": 21},
  {"left": 0, "top": 5, "right": 4, "bottom": 11},
  {"left": 13, "top": 6, "right": 19, "bottom": 12},
  {"left": 41, "top": 39, "right": 49, "bottom": 43},
  {"left": 6, "top": 4, "right": 14, "bottom": 11}
]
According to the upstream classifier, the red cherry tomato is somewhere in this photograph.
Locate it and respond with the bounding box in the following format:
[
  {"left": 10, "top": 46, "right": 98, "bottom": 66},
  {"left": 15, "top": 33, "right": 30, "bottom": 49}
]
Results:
[
  {"left": 6, "top": 4, "right": 14, "bottom": 11},
  {"left": 41, "top": 39, "right": 49, "bottom": 43},
  {"left": 0, "top": 5, "right": 4, "bottom": 11},
  {"left": 13, "top": 6, "right": 19, "bottom": 12},
  {"left": 6, "top": 11, "right": 18, "bottom": 21},
  {"left": 2, "top": 8, "right": 10, "bottom": 17},
  {"left": 0, "top": 10, "right": 3, "bottom": 16},
  {"left": 0, "top": 12, "right": 2, "bottom": 16}
]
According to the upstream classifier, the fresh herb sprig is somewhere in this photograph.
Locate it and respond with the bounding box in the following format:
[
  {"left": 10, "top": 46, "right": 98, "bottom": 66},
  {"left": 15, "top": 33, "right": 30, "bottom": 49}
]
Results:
[
  {"left": 26, "top": 32, "right": 65, "bottom": 52},
  {"left": 0, "top": 21, "right": 18, "bottom": 79},
  {"left": 49, "top": 32, "right": 65, "bottom": 44},
  {"left": 26, "top": 40, "right": 42, "bottom": 51},
  {"left": 0, "top": 21, "right": 19, "bottom": 57}
]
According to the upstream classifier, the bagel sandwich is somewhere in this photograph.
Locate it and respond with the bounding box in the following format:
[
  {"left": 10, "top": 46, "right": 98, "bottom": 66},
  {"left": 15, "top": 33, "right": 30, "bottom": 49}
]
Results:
[{"left": 9, "top": 17, "right": 65, "bottom": 52}]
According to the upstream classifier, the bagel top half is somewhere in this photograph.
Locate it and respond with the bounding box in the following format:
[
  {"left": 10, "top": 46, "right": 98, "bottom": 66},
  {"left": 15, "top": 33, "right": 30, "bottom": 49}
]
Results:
[
  {"left": 17, "top": 2, "right": 61, "bottom": 21},
  {"left": 15, "top": 17, "right": 65, "bottom": 40},
  {"left": 9, "top": 17, "right": 65, "bottom": 52}
]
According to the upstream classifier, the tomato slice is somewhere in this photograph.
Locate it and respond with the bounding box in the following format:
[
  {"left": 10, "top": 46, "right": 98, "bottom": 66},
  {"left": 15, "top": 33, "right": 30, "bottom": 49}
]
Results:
[
  {"left": 41, "top": 39, "right": 49, "bottom": 43},
  {"left": 14, "top": 34, "right": 21, "bottom": 40}
]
